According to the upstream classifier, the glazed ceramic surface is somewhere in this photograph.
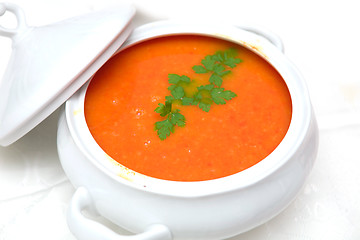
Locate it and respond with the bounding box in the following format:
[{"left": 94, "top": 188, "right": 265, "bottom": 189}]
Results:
[
  {"left": 57, "top": 21, "right": 318, "bottom": 240},
  {"left": 0, "top": 2, "right": 135, "bottom": 146}
]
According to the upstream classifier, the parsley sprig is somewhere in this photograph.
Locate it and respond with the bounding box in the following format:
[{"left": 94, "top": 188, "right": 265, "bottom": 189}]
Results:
[
  {"left": 154, "top": 48, "right": 241, "bottom": 140},
  {"left": 193, "top": 48, "right": 242, "bottom": 87}
]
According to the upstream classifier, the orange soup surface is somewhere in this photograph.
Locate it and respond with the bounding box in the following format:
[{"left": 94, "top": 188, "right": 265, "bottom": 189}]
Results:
[{"left": 84, "top": 35, "right": 292, "bottom": 181}]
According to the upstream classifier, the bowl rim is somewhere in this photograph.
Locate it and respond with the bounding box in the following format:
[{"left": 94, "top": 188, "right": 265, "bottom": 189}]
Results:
[{"left": 64, "top": 20, "right": 313, "bottom": 197}]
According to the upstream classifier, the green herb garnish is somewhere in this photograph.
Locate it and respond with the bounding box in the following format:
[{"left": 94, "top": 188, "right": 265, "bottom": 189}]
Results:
[{"left": 154, "top": 48, "right": 241, "bottom": 140}]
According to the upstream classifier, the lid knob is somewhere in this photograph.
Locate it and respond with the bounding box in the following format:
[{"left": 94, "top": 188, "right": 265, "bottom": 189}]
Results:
[{"left": 0, "top": 2, "right": 28, "bottom": 38}]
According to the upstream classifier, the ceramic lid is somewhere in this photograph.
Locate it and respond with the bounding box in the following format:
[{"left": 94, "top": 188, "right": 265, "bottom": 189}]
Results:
[{"left": 0, "top": 2, "right": 135, "bottom": 146}]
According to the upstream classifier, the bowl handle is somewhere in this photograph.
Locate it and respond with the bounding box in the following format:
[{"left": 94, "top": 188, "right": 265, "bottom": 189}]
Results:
[
  {"left": 236, "top": 24, "right": 284, "bottom": 53},
  {"left": 0, "top": 2, "right": 29, "bottom": 39},
  {"left": 68, "top": 187, "right": 172, "bottom": 240}
]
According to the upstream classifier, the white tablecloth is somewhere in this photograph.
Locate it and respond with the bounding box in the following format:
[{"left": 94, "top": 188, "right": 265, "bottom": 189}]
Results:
[{"left": 1, "top": 0, "right": 359, "bottom": 239}]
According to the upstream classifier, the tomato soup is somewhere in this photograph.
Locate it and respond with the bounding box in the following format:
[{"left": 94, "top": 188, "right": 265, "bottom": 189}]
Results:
[{"left": 84, "top": 35, "right": 292, "bottom": 181}]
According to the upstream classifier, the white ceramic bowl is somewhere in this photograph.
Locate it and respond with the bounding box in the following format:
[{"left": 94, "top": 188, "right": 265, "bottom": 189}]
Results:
[{"left": 57, "top": 21, "right": 319, "bottom": 240}]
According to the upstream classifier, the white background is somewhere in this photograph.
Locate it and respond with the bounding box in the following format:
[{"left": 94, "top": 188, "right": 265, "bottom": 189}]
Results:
[{"left": 0, "top": 0, "right": 360, "bottom": 239}]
